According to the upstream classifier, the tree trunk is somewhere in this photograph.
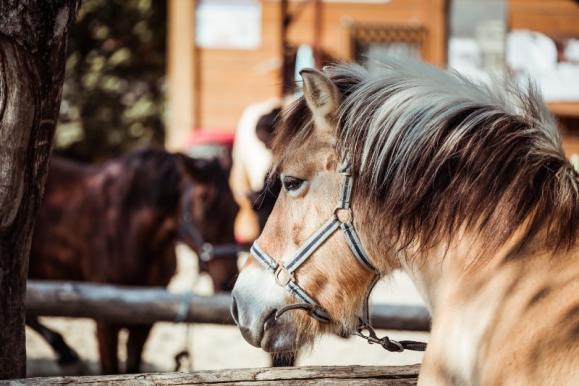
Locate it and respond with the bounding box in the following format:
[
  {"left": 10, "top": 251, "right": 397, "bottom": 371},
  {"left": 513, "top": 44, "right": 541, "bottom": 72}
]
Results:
[{"left": 0, "top": 1, "right": 79, "bottom": 379}]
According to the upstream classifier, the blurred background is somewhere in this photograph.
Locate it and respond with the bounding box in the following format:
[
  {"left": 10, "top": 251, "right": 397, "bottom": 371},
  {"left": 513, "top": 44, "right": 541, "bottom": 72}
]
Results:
[{"left": 27, "top": 0, "right": 579, "bottom": 377}]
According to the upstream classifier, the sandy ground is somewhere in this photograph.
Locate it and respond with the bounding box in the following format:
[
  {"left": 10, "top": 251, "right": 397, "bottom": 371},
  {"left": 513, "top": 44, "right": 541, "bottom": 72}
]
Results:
[{"left": 26, "top": 244, "right": 429, "bottom": 377}]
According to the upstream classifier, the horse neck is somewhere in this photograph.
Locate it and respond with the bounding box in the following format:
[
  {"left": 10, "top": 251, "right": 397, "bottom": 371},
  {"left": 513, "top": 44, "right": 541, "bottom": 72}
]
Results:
[
  {"left": 351, "top": 174, "right": 572, "bottom": 313},
  {"left": 398, "top": 234, "right": 485, "bottom": 313},
  {"left": 395, "top": 222, "right": 553, "bottom": 314}
]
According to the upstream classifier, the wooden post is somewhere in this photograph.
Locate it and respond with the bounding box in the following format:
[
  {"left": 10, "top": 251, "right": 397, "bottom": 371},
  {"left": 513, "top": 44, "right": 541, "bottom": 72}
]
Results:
[
  {"left": 313, "top": 0, "right": 322, "bottom": 68},
  {"left": 167, "top": 0, "right": 196, "bottom": 151},
  {"left": 0, "top": 0, "right": 80, "bottom": 379},
  {"left": 428, "top": 0, "right": 448, "bottom": 66},
  {"left": 280, "top": 0, "right": 292, "bottom": 96}
]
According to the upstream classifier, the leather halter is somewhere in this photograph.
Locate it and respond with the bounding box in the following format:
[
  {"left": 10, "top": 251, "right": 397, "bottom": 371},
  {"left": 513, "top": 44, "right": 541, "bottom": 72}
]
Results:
[
  {"left": 250, "top": 161, "right": 427, "bottom": 353},
  {"left": 251, "top": 163, "right": 379, "bottom": 326},
  {"left": 179, "top": 185, "right": 241, "bottom": 262}
]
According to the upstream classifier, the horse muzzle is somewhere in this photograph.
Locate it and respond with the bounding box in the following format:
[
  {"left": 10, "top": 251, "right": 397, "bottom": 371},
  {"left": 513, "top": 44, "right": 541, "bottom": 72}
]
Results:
[{"left": 231, "top": 265, "right": 298, "bottom": 352}]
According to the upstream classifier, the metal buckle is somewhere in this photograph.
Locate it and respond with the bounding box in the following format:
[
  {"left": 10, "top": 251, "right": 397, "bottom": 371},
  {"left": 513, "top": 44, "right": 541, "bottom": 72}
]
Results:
[
  {"left": 274, "top": 266, "right": 294, "bottom": 286},
  {"left": 199, "top": 243, "right": 213, "bottom": 262},
  {"left": 334, "top": 207, "right": 353, "bottom": 224},
  {"left": 338, "top": 162, "right": 351, "bottom": 175}
]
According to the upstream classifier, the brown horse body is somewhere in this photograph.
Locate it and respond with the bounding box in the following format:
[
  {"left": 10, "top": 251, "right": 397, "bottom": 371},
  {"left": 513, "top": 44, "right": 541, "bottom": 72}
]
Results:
[{"left": 29, "top": 147, "right": 238, "bottom": 373}]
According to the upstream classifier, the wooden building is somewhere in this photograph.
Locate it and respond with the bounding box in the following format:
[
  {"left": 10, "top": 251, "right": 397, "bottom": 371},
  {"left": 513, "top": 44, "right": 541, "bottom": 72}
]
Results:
[
  {"left": 166, "top": 0, "right": 579, "bottom": 158},
  {"left": 508, "top": 0, "right": 579, "bottom": 156},
  {"left": 166, "top": 0, "right": 448, "bottom": 149}
]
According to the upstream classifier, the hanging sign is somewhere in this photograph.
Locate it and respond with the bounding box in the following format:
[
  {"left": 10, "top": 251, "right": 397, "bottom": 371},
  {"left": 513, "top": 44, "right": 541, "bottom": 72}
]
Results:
[{"left": 196, "top": 0, "right": 261, "bottom": 50}]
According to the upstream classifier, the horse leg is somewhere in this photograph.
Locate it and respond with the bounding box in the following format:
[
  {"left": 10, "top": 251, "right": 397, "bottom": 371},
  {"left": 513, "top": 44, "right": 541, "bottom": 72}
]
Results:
[
  {"left": 271, "top": 352, "right": 296, "bottom": 367},
  {"left": 96, "top": 321, "right": 120, "bottom": 374},
  {"left": 26, "top": 316, "right": 81, "bottom": 366},
  {"left": 125, "top": 323, "right": 153, "bottom": 373}
]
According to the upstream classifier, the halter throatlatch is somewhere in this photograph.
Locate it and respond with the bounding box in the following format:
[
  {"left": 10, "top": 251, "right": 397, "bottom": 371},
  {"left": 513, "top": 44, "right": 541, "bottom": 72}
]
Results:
[
  {"left": 179, "top": 185, "right": 241, "bottom": 262},
  {"left": 250, "top": 161, "right": 426, "bottom": 352}
]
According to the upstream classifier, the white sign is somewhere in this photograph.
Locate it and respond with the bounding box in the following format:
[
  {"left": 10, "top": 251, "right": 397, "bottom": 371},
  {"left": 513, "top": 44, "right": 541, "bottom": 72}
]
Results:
[{"left": 196, "top": 0, "right": 261, "bottom": 50}]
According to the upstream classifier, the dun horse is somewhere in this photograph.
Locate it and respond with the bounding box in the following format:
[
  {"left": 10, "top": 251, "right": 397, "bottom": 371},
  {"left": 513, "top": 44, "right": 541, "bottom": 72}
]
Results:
[
  {"left": 29, "top": 147, "right": 238, "bottom": 374},
  {"left": 232, "top": 61, "right": 579, "bottom": 385}
]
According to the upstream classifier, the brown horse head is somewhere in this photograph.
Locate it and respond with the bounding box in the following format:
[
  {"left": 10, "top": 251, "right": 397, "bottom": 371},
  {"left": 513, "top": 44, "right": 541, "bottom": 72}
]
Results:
[{"left": 176, "top": 154, "right": 239, "bottom": 292}]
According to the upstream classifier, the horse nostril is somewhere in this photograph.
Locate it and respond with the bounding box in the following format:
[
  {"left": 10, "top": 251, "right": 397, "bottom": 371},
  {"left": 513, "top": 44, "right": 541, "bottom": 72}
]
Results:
[
  {"left": 231, "top": 295, "right": 240, "bottom": 325},
  {"left": 263, "top": 309, "right": 278, "bottom": 331}
]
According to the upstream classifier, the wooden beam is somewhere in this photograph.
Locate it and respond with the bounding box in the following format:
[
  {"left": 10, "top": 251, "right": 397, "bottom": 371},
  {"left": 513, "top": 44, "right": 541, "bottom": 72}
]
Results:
[
  {"left": 313, "top": 0, "right": 322, "bottom": 68},
  {"left": 166, "top": 0, "right": 196, "bottom": 150},
  {"left": 280, "top": 0, "right": 291, "bottom": 95},
  {"left": 427, "top": 0, "right": 448, "bottom": 66},
  {"left": 26, "top": 281, "right": 233, "bottom": 325},
  {"left": 547, "top": 102, "right": 579, "bottom": 119},
  {"left": 371, "top": 303, "right": 431, "bottom": 332},
  {"left": 508, "top": 0, "right": 579, "bottom": 38},
  {"left": 14, "top": 364, "right": 420, "bottom": 385},
  {"left": 25, "top": 281, "right": 431, "bottom": 331}
]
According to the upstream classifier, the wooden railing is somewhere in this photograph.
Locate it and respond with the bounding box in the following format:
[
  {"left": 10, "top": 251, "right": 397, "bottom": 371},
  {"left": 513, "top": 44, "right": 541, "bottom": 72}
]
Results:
[
  {"left": 26, "top": 280, "right": 431, "bottom": 331},
  {"left": 13, "top": 364, "right": 421, "bottom": 385}
]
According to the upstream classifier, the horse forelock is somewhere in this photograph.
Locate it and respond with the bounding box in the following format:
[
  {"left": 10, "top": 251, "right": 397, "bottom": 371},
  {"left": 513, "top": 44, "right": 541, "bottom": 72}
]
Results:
[
  {"left": 274, "top": 59, "right": 579, "bottom": 261},
  {"left": 118, "top": 147, "right": 183, "bottom": 213}
]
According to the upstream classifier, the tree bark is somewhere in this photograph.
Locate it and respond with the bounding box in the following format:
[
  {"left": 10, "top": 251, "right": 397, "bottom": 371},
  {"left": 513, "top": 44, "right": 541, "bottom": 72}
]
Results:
[{"left": 0, "top": 1, "right": 79, "bottom": 379}]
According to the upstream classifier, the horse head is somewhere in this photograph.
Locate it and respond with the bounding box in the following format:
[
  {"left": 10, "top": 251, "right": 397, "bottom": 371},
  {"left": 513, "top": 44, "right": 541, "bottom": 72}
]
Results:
[
  {"left": 231, "top": 68, "right": 385, "bottom": 352},
  {"left": 176, "top": 154, "right": 239, "bottom": 292}
]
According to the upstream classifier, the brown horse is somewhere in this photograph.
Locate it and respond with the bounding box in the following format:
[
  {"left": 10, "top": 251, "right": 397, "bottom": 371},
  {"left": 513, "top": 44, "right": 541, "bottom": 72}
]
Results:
[
  {"left": 28, "top": 147, "right": 239, "bottom": 374},
  {"left": 232, "top": 60, "right": 579, "bottom": 385}
]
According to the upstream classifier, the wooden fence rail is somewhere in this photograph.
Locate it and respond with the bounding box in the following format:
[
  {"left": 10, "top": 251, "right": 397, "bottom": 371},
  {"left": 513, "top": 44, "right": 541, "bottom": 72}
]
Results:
[
  {"left": 10, "top": 365, "right": 421, "bottom": 385},
  {"left": 25, "top": 280, "right": 431, "bottom": 331}
]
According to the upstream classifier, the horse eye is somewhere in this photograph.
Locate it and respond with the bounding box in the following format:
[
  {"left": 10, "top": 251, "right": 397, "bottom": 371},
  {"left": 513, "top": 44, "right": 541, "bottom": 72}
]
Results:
[{"left": 282, "top": 176, "right": 305, "bottom": 192}]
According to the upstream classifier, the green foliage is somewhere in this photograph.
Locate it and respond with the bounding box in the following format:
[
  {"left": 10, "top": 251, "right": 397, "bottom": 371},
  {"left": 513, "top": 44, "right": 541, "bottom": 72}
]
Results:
[{"left": 56, "top": 0, "right": 167, "bottom": 161}]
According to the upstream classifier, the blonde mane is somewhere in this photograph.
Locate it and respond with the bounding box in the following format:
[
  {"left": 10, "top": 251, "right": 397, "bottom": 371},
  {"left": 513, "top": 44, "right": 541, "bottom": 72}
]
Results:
[{"left": 273, "top": 60, "right": 579, "bottom": 257}]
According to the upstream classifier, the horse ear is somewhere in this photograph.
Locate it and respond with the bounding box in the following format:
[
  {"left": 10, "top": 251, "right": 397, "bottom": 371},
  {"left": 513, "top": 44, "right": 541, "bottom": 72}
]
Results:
[
  {"left": 300, "top": 68, "right": 340, "bottom": 132},
  {"left": 175, "top": 153, "right": 216, "bottom": 182}
]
